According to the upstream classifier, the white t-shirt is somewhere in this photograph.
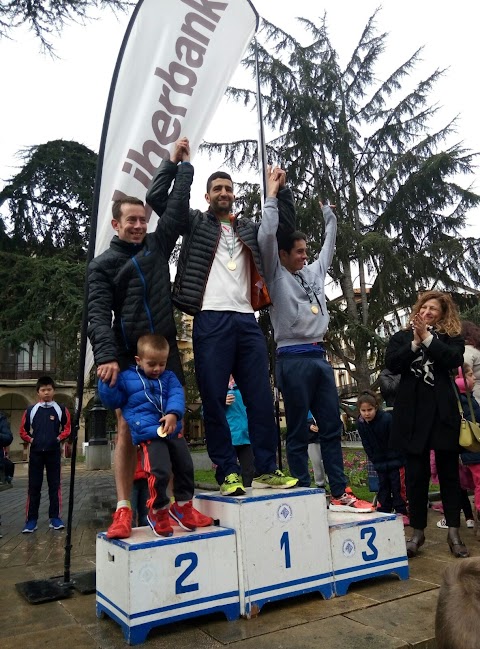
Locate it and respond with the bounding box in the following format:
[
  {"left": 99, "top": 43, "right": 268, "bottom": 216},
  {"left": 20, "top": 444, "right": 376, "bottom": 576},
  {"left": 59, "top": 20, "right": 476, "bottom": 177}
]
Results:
[{"left": 202, "top": 221, "right": 253, "bottom": 313}]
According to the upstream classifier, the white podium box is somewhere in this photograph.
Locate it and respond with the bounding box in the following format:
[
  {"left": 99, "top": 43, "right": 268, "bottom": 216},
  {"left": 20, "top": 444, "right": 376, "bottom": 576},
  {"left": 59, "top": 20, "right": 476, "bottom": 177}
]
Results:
[
  {"left": 96, "top": 525, "right": 240, "bottom": 645},
  {"left": 328, "top": 511, "right": 409, "bottom": 596},
  {"left": 195, "top": 488, "right": 335, "bottom": 617}
]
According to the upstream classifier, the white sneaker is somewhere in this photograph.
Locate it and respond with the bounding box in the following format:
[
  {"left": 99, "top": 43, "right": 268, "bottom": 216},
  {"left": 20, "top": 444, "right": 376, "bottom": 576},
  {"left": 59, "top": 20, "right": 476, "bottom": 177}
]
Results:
[
  {"left": 436, "top": 518, "right": 448, "bottom": 529},
  {"left": 466, "top": 519, "right": 475, "bottom": 529}
]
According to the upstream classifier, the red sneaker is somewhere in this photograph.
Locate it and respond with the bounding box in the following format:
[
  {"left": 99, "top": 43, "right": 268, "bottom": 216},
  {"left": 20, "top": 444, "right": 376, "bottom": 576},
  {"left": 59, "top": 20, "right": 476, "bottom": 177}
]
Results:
[
  {"left": 169, "top": 501, "right": 197, "bottom": 531},
  {"left": 191, "top": 506, "right": 214, "bottom": 528},
  {"left": 329, "top": 487, "right": 374, "bottom": 513},
  {"left": 148, "top": 508, "right": 173, "bottom": 537},
  {"left": 106, "top": 507, "right": 133, "bottom": 539}
]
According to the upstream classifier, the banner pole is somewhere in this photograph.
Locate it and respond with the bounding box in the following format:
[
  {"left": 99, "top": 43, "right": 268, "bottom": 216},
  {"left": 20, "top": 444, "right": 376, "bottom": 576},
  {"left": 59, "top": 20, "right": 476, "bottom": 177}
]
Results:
[{"left": 254, "top": 33, "right": 282, "bottom": 467}]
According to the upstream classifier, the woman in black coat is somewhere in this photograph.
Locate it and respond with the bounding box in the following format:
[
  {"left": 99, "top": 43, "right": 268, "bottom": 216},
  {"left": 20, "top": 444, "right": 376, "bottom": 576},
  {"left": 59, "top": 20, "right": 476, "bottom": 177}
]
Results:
[{"left": 385, "top": 291, "right": 468, "bottom": 558}]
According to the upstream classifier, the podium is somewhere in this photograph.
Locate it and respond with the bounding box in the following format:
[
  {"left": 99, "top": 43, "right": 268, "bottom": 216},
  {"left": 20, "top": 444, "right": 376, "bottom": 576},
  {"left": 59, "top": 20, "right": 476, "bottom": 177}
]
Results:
[
  {"left": 96, "top": 525, "right": 239, "bottom": 644},
  {"left": 195, "top": 488, "right": 335, "bottom": 617},
  {"left": 96, "top": 490, "right": 410, "bottom": 641},
  {"left": 328, "top": 511, "right": 409, "bottom": 596}
]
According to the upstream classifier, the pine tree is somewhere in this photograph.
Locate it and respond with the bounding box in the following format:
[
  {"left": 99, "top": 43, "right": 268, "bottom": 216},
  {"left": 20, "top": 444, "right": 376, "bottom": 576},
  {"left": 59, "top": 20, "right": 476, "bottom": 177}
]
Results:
[
  {"left": 0, "top": 1, "right": 127, "bottom": 52},
  {"left": 0, "top": 139, "right": 96, "bottom": 260},
  {"left": 0, "top": 139, "right": 95, "bottom": 377},
  {"left": 201, "top": 11, "right": 480, "bottom": 389}
]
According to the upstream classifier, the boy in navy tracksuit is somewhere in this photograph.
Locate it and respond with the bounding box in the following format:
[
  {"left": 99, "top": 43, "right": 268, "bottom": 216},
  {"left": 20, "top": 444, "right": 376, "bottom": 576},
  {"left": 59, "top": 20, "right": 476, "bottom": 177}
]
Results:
[{"left": 20, "top": 376, "right": 71, "bottom": 533}]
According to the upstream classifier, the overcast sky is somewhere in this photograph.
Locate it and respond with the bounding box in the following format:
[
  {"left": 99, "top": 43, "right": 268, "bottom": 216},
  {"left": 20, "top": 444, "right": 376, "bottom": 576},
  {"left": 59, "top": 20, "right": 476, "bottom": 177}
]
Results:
[{"left": 1, "top": 0, "right": 479, "bottom": 232}]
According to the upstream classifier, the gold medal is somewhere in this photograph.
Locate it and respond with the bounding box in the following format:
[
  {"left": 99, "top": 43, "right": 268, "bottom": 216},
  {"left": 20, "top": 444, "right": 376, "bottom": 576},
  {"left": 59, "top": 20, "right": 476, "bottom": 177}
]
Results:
[
  {"left": 311, "top": 305, "right": 319, "bottom": 314},
  {"left": 227, "top": 260, "right": 236, "bottom": 271},
  {"left": 157, "top": 425, "right": 167, "bottom": 438}
]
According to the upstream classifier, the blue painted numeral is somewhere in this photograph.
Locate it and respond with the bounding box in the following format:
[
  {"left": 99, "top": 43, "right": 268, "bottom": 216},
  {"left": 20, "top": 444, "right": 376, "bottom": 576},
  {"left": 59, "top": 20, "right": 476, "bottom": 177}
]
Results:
[
  {"left": 360, "top": 526, "right": 378, "bottom": 561},
  {"left": 280, "top": 531, "right": 291, "bottom": 568},
  {"left": 175, "top": 552, "right": 199, "bottom": 594}
]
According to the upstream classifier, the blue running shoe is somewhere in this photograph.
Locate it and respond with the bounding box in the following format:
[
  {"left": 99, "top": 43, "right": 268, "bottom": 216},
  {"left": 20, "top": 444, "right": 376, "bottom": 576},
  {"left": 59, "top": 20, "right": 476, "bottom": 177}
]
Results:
[
  {"left": 49, "top": 518, "right": 65, "bottom": 530},
  {"left": 22, "top": 519, "right": 38, "bottom": 533}
]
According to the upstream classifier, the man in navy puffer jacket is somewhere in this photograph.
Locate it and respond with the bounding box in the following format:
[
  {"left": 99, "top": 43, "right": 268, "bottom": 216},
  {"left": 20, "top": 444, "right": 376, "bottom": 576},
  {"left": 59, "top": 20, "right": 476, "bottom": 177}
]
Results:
[{"left": 88, "top": 138, "right": 193, "bottom": 539}]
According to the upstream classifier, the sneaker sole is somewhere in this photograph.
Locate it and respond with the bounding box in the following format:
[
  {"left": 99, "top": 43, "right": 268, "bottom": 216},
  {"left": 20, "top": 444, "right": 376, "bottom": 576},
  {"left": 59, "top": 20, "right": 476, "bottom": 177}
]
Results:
[
  {"left": 22, "top": 528, "right": 37, "bottom": 533},
  {"left": 106, "top": 529, "right": 131, "bottom": 539},
  {"left": 169, "top": 510, "right": 196, "bottom": 531},
  {"left": 220, "top": 487, "right": 246, "bottom": 496},
  {"left": 147, "top": 515, "right": 173, "bottom": 538},
  {"left": 329, "top": 504, "right": 374, "bottom": 513},
  {"left": 251, "top": 480, "right": 298, "bottom": 489},
  {"left": 49, "top": 525, "right": 65, "bottom": 530}
]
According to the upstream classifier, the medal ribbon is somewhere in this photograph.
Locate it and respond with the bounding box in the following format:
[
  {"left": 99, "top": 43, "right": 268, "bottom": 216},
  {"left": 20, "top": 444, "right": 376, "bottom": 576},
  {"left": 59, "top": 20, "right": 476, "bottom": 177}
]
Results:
[{"left": 293, "top": 273, "right": 324, "bottom": 315}]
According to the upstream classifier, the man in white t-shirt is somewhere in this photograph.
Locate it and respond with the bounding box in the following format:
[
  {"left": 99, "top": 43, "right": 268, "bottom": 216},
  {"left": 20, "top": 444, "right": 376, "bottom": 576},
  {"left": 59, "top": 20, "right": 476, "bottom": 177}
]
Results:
[{"left": 146, "top": 167, "right": 298, "bottom": 496}]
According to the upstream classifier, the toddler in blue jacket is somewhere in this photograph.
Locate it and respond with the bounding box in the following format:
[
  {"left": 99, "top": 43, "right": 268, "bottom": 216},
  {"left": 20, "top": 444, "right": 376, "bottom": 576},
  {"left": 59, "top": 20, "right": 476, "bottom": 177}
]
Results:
[
  {"left": 357, "top": 390, "right": 408, "bottom": 524},
  {"left": 99, "top": 334, "right": 212, "bottom": 537}
]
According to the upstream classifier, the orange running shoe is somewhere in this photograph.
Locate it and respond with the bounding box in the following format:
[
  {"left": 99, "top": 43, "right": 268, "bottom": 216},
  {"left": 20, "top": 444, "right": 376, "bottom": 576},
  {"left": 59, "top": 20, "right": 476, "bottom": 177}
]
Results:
[
  {"left": 148, "top": 508, "right": 173, "bottom": 537},
  {"left": 329, "top": 487, "right": 374, "bottom": 513},
  {"left": 169, "top": 501, "right": 197, "bottom": 531},
  {"left": 191, "top": 505, "right": 214, "bottom": 528},
  {"left": 106, "top": 507, "right": 133, "bottom": 539}
]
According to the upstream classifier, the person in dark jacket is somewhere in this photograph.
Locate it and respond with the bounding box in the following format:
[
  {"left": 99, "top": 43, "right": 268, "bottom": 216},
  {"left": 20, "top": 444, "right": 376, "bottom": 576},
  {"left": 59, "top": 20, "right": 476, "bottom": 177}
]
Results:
[
  {"left": 0, "top": 411, "right": 13, "bottom": 485},
  {"left": 385, "top": 290, "right": 468, "bottom": 559},
  {"left": 88, "top": 138, "right": 193, "bottom": 539},
  {"left": 378, "top": 368, "right": 400, "bottom": 408},
  {"left": 0, "top": 412, "right": 13, "bottom": 537},
  {"left": 146, "top": 165, "right": 298, "bottom": 496},
  {"left": 356, "top": 390, "right": 408, "bottom": 523},
  {"left": 99, "top": 334, "right": 213, "bottom": 537},
  {"left": 19, "top": 376, "right": 71, "bottom": 533}
]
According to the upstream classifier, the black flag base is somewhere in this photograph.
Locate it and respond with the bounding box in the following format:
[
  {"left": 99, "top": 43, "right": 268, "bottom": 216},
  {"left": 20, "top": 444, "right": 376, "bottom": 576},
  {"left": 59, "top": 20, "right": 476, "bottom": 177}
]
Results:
[
  {"left": 71, "top": 570, "right": 96, "bottom": 594},
  {"left": 15, "top": 569, "right": 96, "bottom": 603},
  {"left": 15, "top": 576, "right": 73, "bottom": 604}
]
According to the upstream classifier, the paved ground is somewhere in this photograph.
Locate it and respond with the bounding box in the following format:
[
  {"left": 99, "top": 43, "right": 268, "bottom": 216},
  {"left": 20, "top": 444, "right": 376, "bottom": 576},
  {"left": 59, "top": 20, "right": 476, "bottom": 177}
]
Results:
[{"left": 1, "top": 463, "right": 479, "bottom": 648}]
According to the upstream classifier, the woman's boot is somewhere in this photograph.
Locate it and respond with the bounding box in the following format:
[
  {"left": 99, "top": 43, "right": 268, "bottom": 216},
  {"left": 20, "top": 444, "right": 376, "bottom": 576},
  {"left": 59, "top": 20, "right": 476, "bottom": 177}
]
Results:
[
  {"left": 447, "top": 527, "right": 469, "bottom": 558},
  {"left": 406, "top": 528, "right": 425, "bottom": 558}
]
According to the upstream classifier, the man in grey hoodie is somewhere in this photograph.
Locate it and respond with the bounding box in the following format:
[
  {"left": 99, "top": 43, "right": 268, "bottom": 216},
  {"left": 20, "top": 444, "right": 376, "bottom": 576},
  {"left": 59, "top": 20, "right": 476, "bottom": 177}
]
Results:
[{"left": 258, "top": 167, "right": 373, "bottom": 513}]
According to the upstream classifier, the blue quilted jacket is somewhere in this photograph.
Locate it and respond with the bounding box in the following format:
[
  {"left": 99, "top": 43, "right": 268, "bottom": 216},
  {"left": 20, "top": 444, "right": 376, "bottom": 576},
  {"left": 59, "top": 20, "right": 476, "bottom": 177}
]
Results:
[{"left": 98, "top": 366, "right": 185, "bottom": 444}]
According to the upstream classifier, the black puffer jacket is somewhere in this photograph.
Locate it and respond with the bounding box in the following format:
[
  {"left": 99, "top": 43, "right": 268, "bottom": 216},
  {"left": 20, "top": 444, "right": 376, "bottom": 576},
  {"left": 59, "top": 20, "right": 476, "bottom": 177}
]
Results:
[
  {"left": 87, "top": 160, "right": 193, "bottom": 380},
  {"left": 147, "top": 174, "right": 296, "bottom": 315}
]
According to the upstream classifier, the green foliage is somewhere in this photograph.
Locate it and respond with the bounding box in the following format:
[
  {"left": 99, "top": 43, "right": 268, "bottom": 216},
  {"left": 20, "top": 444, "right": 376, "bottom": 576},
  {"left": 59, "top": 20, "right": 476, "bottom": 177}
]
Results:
[
  {"left": 0, "top": 0, "right": 128, "bottom": 53},
  {"left": 0, "top": 139, "right": 97, "bottom": 259},
  {"left": 0, "top": 250, "right": 85, "bottom": 376},
  {"left": 202, "top": 10, "right": 480, "bottom": 389},
  {"left": 0, "top": 139, "right": 95, "bottom": 378}
]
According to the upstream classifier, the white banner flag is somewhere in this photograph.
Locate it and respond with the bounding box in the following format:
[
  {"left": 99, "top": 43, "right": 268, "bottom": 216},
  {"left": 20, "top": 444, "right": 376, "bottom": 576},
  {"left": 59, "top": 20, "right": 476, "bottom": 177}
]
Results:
[
  {"left": 85, "top": 0, "right": 258, "bottom": 381},
  {"left": 94, "top": 0, "right": 259, "bottom": 258}
]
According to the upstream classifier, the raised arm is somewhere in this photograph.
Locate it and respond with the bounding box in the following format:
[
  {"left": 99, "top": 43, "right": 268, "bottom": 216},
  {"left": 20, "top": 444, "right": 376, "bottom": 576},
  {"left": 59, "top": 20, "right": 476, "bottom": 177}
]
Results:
[
  {"left": 258, "top": 167, "right": 284, "bottom": 284},
  {"left": 307, "top": 202, "right": 337, "bottom": 277},
  {"left": 146, "top": 137, "right": 194, "bottom": 255}
]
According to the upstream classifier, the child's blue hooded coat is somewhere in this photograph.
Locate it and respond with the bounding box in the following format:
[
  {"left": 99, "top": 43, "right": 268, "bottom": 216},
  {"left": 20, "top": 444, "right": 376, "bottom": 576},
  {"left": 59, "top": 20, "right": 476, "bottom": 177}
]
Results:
[{"left": 98, "top": 366, "right": 184, "bottom": 444}]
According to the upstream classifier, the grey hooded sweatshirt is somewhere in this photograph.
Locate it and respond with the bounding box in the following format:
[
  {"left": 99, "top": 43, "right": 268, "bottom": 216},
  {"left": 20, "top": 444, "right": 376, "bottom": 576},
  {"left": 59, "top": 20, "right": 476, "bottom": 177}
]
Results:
[{"left": 258, "top": 199, "right": 337, "bottom": 348}]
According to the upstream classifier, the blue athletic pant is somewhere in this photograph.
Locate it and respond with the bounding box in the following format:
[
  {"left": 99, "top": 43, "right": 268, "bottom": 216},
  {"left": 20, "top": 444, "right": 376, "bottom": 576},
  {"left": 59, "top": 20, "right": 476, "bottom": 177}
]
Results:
[
  {"left": 276, "top": 352, "right": 347, "bottom": 496},
  {"left": 26, "top": 448, "right": 62, "bottom": 520},
  {"left": 193, "top": 311, "right": 278, "bottom": 484}
]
